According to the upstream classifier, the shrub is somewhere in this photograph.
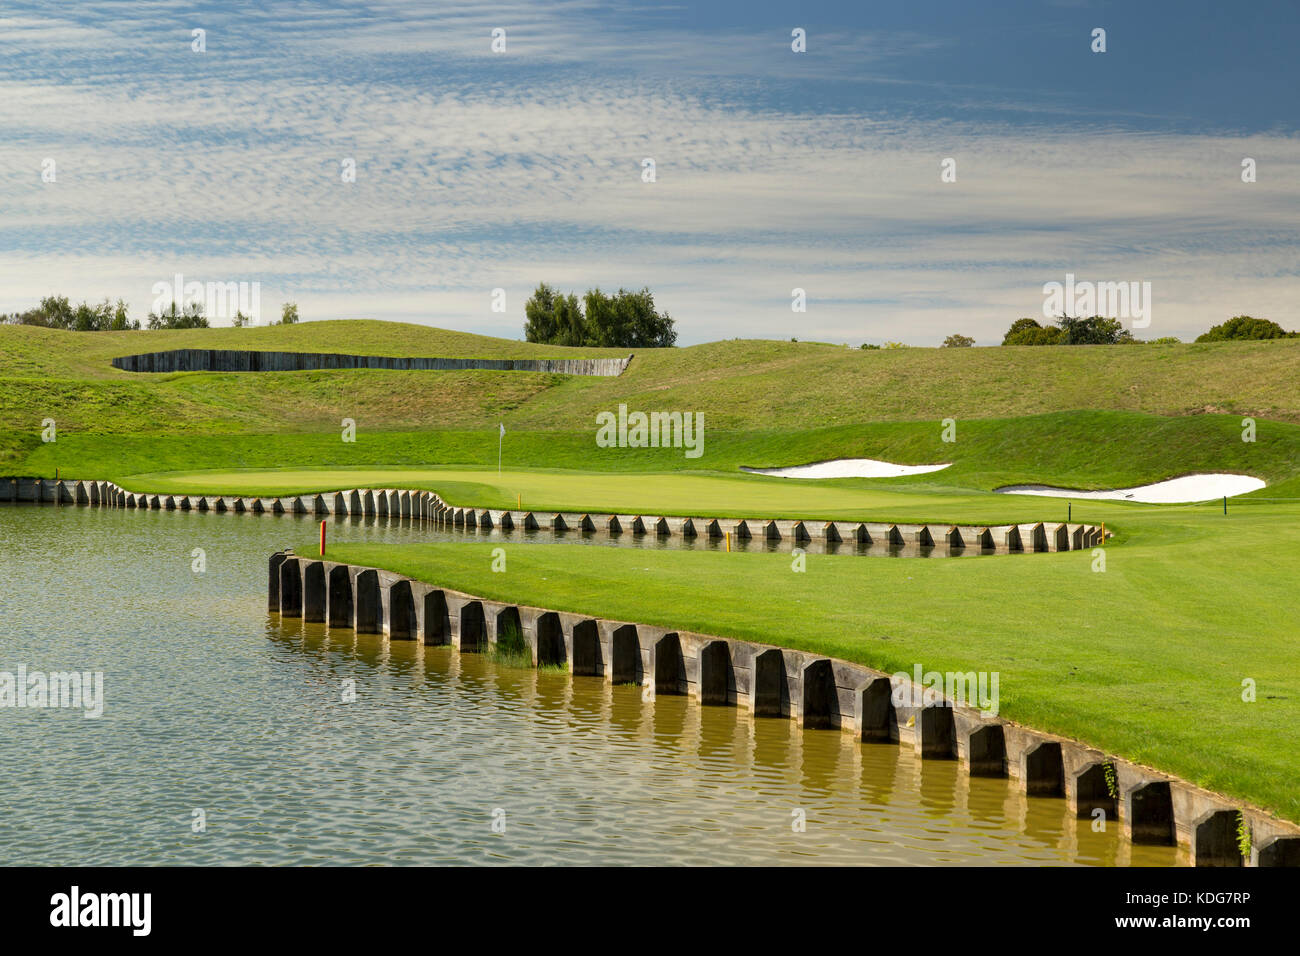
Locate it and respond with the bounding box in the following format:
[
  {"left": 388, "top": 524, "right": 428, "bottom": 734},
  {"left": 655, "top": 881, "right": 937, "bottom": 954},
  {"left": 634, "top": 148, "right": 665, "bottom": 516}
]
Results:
[{"left": 1196, "top": 315, "right": 1296, "bottom": 342}]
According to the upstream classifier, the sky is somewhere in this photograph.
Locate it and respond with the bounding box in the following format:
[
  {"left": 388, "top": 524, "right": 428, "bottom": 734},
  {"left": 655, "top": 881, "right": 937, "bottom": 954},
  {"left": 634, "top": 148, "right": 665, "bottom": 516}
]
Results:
[{"left": 1, "top": 0, "right": 1298, "bottom": 345}]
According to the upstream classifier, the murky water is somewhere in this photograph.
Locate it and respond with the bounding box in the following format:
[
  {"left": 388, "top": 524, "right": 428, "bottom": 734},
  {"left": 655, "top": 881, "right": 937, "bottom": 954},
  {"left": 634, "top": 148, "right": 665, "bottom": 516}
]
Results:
[{"left": 0, "top": 505, "right": 1182, "bottom": 865}]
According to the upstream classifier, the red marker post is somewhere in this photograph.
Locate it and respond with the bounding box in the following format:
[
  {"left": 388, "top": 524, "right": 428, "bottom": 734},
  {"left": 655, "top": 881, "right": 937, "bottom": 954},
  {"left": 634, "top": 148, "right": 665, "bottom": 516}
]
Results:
[{"left": 319, "top": 520, "right": 327, "bottom": 556}]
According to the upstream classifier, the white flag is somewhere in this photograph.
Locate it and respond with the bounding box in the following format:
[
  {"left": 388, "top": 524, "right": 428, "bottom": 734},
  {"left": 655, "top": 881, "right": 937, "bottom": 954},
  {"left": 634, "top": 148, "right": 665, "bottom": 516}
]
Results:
[{"left": 499, "top": 423, "right": 505, "bottom": 437}]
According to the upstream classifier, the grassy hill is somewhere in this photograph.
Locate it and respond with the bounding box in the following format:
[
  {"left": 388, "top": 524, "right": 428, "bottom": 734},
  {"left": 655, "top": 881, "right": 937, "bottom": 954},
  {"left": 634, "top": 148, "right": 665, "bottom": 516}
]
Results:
[{"left": 4, "top": 320, "right": 1300, "bottom": 487}]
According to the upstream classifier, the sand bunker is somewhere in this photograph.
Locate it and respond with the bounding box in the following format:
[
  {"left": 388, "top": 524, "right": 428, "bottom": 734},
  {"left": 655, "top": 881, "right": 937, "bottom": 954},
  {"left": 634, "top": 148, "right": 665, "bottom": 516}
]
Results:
[
  {"left": 741, "top": 459, "right": 952, "bottom": 479},
  {"left": 997, "top": 473, "right": 1265, "bottom": 504}
]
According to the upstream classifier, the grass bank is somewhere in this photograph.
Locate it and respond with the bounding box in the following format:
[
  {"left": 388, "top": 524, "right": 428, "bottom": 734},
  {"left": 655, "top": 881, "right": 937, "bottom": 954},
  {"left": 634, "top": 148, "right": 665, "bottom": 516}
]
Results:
[
  {"left": 320, "top": 503, "right": 1300, "bottom": 824},
  {"left": 17, "top": 410, "right": 1300, "bottom": 515}
]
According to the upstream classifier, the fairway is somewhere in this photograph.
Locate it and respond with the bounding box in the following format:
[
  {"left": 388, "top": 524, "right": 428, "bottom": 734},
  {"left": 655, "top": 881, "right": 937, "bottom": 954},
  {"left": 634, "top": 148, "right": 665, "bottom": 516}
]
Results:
[{"left": 322, "top": 497, "right": 1300, "bottom": 823}]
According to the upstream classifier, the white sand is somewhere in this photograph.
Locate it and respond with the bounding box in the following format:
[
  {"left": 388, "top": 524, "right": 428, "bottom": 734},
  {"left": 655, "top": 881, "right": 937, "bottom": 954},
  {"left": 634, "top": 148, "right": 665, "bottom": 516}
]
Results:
[
  {"left": 997, "top": 473, "right": 1265, "bottom": 504},
  {"left": 741, "top": 458, "right": 952, "bottom": 479}
]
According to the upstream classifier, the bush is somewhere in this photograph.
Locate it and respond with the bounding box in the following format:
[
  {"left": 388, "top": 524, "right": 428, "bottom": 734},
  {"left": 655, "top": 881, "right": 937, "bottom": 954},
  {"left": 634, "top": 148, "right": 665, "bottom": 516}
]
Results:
[
  {"left": 941, "top": 334, "right": 974, "bottom": 348},
  {"left": 1196, "top": 315, "right": 1296, "bottom": 342}
]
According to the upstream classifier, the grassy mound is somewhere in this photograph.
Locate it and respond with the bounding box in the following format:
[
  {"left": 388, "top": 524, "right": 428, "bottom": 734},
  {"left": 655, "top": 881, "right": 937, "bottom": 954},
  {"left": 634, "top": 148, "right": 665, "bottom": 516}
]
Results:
[{"left": 5, "top": 321, "right": 1300, "bottom": 477}]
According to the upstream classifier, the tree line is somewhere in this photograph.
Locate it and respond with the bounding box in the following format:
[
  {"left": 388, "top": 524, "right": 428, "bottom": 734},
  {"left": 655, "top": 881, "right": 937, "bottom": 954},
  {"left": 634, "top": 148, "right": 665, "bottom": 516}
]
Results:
[
  {"left": 996, "top": 314, "right": 1296, "bottom": 346},
  {"left": 1, "top": 297, "right": 301, "bottom": 330}
]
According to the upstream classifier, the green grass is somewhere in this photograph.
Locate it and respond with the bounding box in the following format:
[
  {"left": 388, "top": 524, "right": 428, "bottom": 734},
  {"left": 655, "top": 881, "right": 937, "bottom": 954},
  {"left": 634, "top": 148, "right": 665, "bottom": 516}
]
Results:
[
  {"left": 6, "top": 321, "right": 1300, "bottom": 476},
  {"left": 6, "top": 320, "right": 1300, "bottom": 826},
  {"left": 90, "top": 464, "right": 1266, "bottom": 531},
  {"left": 320, "top": 507, "right": 1300, "bottom": 824},
  {"left": 16, "top": 409, "right": 1300, "bottom": 511},
  {"left": 20, "top": 408, "right": 1289, "bottom": 530},
  {"left": 485, "top": 615, "right": 535, "bottom": 670}
]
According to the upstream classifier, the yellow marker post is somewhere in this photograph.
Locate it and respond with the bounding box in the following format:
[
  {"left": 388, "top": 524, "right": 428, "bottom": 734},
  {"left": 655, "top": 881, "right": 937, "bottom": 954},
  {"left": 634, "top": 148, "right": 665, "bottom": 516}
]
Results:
[{"left": 726, "top": 531, "right": 731, "bottom": 553}]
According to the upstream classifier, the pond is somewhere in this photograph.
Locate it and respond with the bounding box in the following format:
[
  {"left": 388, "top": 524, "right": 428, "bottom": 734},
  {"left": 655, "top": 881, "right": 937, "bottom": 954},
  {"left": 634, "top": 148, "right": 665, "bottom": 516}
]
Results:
[{"left": 0, "top": 504, "right": 1181, "bottom": 865}]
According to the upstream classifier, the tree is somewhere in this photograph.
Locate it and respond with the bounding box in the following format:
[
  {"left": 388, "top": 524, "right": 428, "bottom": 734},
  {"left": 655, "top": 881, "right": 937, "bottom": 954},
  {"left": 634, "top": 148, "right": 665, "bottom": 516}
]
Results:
[
  {"left": 621, "top": 287, "right": 676, "bottom": 347},
  {"left": 280, "top": 302, "right": 299, "bottom": 325},
  {"left": 1026, "top": 326, "right": 1063, "bottom": 345},
  {"left": 39, "top": 296, "right": 74, "bottom": 330},
  {"left": 1002, "top": 317, "right": 1043, "bottom": 345},
  {"left": 1196, "top": 315, "right": 1296, "bottom": 342},
  {"left": 182, "top": 301, "right": 207, "bottom": 327},
  {"left": 1004, "top": 314, "right": 1129, "bottom": 346},
  {"left": 108, "top": 299, "right": 134, "bottom": 331},
  {"left": 581, "top": 288, "right": 620, "bottom": 347},
  {"left": 147, "top": 301, "right": 209, "bottom": 329},
  {"left": 1003, "top": 318, "right": 1062, "bottom": 346},
  {"left": 146, "top": 302, "right": 176, "bottom": 330},
  {"left": 73, "top": 299, "right": 111, "bottom": 332},
  {"left": 522, "top": 284, "right": 675, "bottom": 348},
  {"left": 553, "top": 292, "right": 585, "bottom": 346},
  {"left": 231, "top": 310, "right": 249, "bottom": 328},
  {"left": 523, "top": 283, "right": 558, "bottom": 343},
  {"left": 1056, "top": 315, "right": 1127, "bottom": 345},
  {"left": 942, "top": 334, "right": 974, "bottom": 348},
  {"left": 2, "top": 295, "right": 135, "bottom": 330}
]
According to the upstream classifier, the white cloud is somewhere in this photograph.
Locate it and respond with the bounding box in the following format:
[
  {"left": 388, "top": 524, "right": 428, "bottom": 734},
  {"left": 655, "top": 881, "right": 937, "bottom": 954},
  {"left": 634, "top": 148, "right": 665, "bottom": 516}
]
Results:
[{"left": 0, "top": 0, "right": 1296, "bottom": 345}]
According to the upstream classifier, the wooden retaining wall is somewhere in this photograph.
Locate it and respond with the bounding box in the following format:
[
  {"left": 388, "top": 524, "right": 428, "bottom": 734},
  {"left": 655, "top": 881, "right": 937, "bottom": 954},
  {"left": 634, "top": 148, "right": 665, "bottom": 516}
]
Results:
[{"left": 110, "top": 349, "right": 632, "bottom": 377}]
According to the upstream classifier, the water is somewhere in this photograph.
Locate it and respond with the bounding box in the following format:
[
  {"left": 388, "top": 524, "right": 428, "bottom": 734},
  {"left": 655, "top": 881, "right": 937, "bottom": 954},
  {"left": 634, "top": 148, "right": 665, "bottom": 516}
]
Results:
[{"left": 0, "top": 505, "right": 1182, "bottom": 865}]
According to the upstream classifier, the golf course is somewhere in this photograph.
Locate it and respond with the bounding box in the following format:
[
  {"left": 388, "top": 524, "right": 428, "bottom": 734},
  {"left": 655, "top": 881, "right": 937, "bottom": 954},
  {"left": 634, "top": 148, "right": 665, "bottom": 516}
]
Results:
[{"left": 3, "top": 320, "right": 1299, "bottom": 825}]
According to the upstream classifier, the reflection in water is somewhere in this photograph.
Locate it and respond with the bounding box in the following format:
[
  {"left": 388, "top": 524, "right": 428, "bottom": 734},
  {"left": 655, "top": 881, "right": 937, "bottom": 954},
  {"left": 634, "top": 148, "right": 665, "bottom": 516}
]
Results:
[
  {"left": 269, "top": 617, "right": 1184, "bottom": 866},
  {"left": 0, "top": 504, "right": 1183, "bottom": 865}
]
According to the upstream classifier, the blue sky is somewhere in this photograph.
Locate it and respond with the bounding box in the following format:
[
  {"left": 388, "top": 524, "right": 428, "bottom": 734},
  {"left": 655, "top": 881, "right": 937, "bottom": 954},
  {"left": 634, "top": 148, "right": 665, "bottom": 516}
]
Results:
[{"left": 2, "top": 0, "right": 1298, "bottom": 344}]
